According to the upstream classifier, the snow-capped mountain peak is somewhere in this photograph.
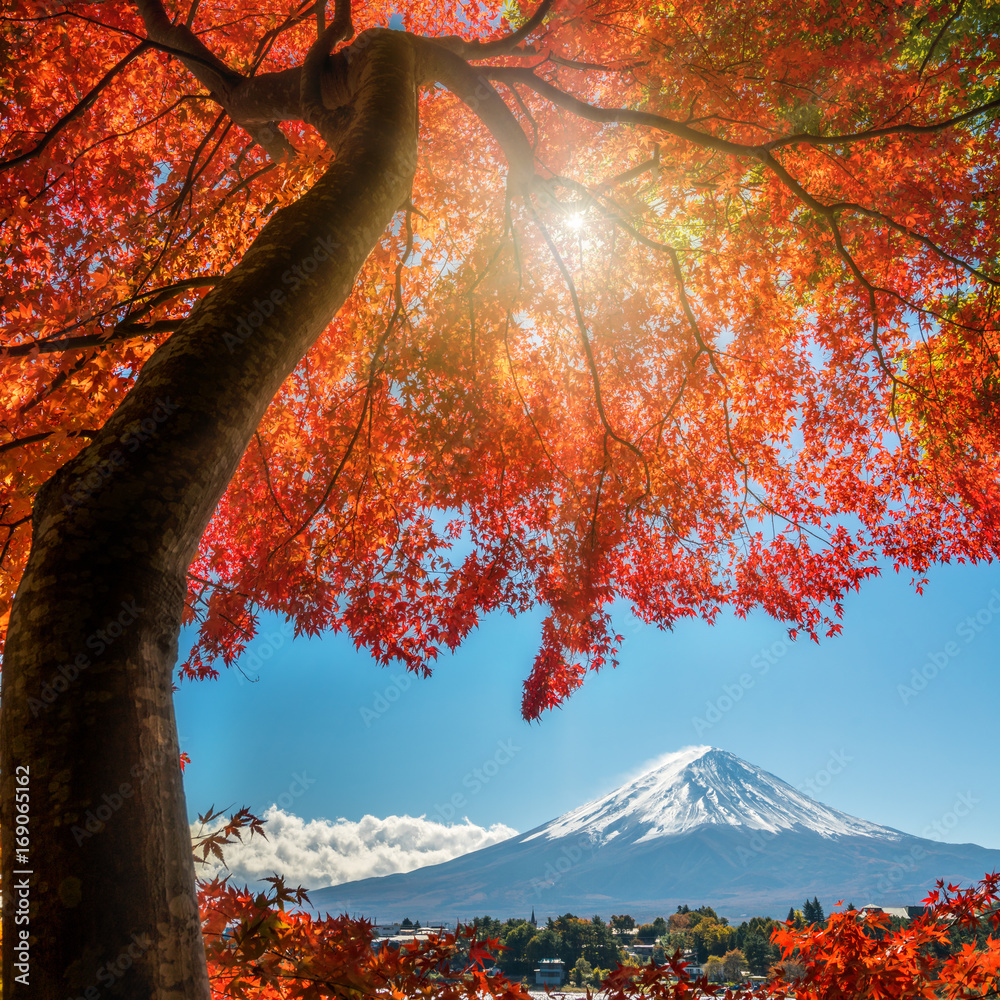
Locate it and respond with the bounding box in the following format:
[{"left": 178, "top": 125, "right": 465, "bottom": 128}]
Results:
[
  {"left": 311, "top": 744, "right": 1000, "bottom": 919},
  {"left": 523, "top": 745, "right": 896, "bottom": 844}
]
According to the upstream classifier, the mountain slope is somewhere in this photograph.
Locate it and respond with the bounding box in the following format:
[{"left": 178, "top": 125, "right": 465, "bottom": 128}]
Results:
[
  {"left": 524, "top": 746, "right": 891, "bottom": 843},
  {"left": 308, "top": 747, "right": 1000, "bottom": 920}
]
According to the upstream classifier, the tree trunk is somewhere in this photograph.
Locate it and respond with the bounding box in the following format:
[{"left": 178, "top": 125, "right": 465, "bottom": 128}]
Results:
[{"left": 0, "top": 30, "right": 416, "bottom": 999}]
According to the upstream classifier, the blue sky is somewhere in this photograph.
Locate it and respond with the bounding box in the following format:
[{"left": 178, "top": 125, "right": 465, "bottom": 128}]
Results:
[{"left": 176, "top": 555, "right": 1000, "bottom": 893}]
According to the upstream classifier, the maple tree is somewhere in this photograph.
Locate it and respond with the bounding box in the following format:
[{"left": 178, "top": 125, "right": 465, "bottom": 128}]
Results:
[{"left": 0, "top": 0, "right": 998, "bottom": 995}]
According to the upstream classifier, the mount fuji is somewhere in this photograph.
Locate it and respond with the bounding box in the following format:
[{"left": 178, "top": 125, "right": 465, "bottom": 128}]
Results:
[{"left": 308, "top": 746, "right": 1000, "bottom": 920}]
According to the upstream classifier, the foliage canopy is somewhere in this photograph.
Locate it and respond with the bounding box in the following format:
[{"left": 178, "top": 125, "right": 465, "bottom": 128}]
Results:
[
  {"left": 2, "top": 0, "right": 998, "bottom": 716},
  {"left": 1, "top": 0, "right": 998, "bottom": 994}
]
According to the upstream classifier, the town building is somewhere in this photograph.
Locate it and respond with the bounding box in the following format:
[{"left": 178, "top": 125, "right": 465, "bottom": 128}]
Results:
[{"left": 535, "top": 958, "right": 565, "bottom": 986}]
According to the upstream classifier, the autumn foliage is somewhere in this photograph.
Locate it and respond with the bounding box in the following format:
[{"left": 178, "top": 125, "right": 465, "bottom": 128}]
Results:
[
  {"left": 197, "top": 808, "right": 1000, "bottom": 1000},
  {"left": 767, "top": 878, "right": 1000, "bottom": 1000},
  {"left": 2, "top": 0, "right": 999, "bottom": 995},
  {"left": 3, "top": 0, "right": 999, "bottom": 716},
  {"left": 604, "top": 877, "right": 994, "bottom": 1000}
]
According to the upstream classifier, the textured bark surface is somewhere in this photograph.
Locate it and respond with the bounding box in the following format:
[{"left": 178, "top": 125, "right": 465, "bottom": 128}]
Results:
[{"left": 0, "top": 29, "right": 417, "bottom": 999}]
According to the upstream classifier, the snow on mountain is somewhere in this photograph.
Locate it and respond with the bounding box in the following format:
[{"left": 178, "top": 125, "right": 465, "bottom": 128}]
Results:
[
  {"left": 307, "top": 745, "right": 1000, "bottom": 920},
  {"left": 525, "top": 745, "right": 898, "bottom": 844}
]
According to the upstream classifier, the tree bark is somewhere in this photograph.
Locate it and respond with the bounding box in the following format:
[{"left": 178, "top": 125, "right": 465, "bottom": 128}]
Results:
[{"left": 0, "top": 29, "right": 417, "bottom": 999}]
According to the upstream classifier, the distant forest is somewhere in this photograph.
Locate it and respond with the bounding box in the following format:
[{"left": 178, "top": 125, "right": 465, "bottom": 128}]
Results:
[{"left": 459, "top": 899, "right": 989, "bottom": 986}]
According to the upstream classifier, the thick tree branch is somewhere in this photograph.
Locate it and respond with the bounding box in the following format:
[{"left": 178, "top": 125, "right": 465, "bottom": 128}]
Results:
[
  {"left": 760, "top": 94, "right": 1000, "bottom": 151},
  {"left": 0, "top": 430, "right": 96, "bottom": 456},
  {"left": 301, "top": 0, "right": 354, "bottom": 130},
  {"left": 827, "top": 198, "right": 999, "bottom": 286},
  {"left": 2, "top": 322, "right": 178, "bottom": 360},
  {"left": 0, "top": 432, "right": 57, "bottom": 455},
  {"left": 917, "top": 0, "right": 966, "bottom": 78},
  {"left": 0, "top": 42, "right": 150, "bottom": 173},
  {"left": 4, "top": 276, "right": 220, "bottom": 352},
  {"left": 755, "top": 150, "right": 997, "bottom": 286},
  {"left": 135, "top": 0, "right": 240, "bottom": 89},
  {"left": 435, "top": 0, "right": 554, "bottom": 58},
  {"left": 596, "top": 152, "right": 659, "bottom": 190},
  {"left": 484, "top": 65, "right": 1000, "bottom": 181},
  {"left": 418, "top": 41, "right": 537, "bottom": 189},
  {"left": 251, "top": 2, "right": 316, "bottom": 67},
  {"left": 135, "top": 0, "right": 296, "bottom": 161},
  {"left": 483, "top": 66, "right": 755, "bottom": 158}
]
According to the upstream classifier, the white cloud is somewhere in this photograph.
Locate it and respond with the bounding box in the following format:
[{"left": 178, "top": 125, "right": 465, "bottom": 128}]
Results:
[
  {"left": 192, "top": 807, "right": 517, "bottom": 891},
  {"left": 625, "top": 745, "right": 712, "bottom": 783}
]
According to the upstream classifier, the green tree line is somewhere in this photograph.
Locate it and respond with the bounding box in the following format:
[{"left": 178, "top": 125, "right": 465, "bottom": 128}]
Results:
[{"left": 462, "top": 895, "right": 995, "bottom": 987}]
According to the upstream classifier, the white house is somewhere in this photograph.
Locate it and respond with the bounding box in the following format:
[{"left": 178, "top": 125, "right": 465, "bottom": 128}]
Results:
[{"left": 535, "top": 958, "right": 565, "bottom": 986}]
